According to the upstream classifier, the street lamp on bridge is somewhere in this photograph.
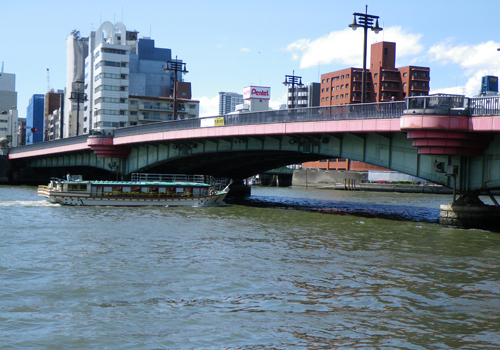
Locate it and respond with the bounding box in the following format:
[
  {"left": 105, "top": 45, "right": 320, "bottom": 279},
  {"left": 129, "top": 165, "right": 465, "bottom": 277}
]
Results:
[
  {"left": 283, "top": 70, "right": 303, "bottom": 109},
  {"left": 348, "top": 5, "right": 382, "bottom": 104},
  {"left": 69, "top": 81, "right": 87, "bottom": 136},
  {"left": 165, "top": 56, "right": 188, "bottom": 121}
]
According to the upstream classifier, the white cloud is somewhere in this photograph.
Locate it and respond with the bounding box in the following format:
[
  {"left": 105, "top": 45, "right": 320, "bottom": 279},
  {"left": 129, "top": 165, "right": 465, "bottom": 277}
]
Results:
[
  {"left": 429, "top": 40, "right": 500, "bottom": 96},
  {"left": 198, "top": 95, "right": 220, "bottom": 117},
  {"left": 241, "top": 47, "right": 250, "bottom": 53},
  {"left": 285, "top": 26, "right": 424, "bottom": 69}
]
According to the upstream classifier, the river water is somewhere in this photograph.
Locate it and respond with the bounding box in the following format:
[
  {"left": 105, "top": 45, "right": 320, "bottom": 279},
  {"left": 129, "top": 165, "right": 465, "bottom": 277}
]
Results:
[{"left": 1, "top": 185, "right": 499, "bottom": 349}]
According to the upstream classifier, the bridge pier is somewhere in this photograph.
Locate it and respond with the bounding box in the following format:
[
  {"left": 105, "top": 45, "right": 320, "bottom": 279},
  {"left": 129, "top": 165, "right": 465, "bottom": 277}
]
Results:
[
  {"left": 228, "top": 179, "right": 251, "bottom": 198},
  {"left": 0, "top": 154, "right": 10, "bottom": 183},
  {"left": 440, "top": 194, "right": 500, "bottom": 231}
]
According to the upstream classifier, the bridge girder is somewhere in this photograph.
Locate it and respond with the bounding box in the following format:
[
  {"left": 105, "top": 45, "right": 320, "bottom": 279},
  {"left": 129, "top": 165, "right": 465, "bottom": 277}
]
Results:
[{"left": 17, "top": 131, "right": 500, "bottom": 193}]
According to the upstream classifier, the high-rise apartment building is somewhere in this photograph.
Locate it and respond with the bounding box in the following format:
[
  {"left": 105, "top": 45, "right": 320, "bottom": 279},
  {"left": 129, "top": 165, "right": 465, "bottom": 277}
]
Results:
[
  {"left": 320, "top": 42, "right": 430, "bottom": 106},
  {"left": 218, "top": 92, "right": 243, "bottom": 115},
  {"left": 286, "top": 83, "right": 320, "bottom": 108}
]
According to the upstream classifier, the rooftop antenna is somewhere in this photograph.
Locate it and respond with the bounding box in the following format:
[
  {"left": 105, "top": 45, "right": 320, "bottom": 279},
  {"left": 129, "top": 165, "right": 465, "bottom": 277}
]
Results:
[{"left": 47, "top": 68, "right": 50, "bottom": 92}]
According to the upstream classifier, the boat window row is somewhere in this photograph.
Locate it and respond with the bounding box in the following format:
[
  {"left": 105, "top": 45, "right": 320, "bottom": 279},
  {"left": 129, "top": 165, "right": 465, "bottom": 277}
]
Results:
[{"left": 92, "top": 185, "right": 210, "bottom": 198}]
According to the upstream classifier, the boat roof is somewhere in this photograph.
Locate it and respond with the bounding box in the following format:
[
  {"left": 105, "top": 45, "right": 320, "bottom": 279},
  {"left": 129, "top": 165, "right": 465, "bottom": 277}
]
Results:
[
  {"left": 59, "top": 180, "right": 211, "bottom": 187},
  {"left": 56, "top": 173, "right": 213, "bottom": 187}
]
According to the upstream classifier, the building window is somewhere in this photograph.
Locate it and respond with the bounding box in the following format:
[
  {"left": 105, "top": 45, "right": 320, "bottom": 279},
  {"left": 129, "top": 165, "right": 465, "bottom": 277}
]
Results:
[
  {"left": 322, "top": 88, "right": 325, "bottom": 92},
  {"left": 403, "top": 72, "right": 408, "bottom": 77},
  {"left": 327, "top": 78, "right": 330, "bottom": 82},
  {"left": 341, "top": 85, "right": 344, "bottom": 89},
  {"left": 374, "top": 83, "right": 377, "bottom": 88},
  {"left": 374, "top": 73, "right": 378, "bottom": 78},
  {"left": 346, "top": 84, "right": 349, "bottom": 89},
  {"left": 326, "top": 88, "right": 329, "bottom": 92},
  {"left": 346, "top": 74, "right": 349, "bottom": 78},
  {"left": 322, "top": 79, "right": 325, "bottom": 83},
  {"left": 326, "top": 97, "right": 329, "bottom": 101},
  {"left": 346, "top": 93, "right": 349, "bottom": 98},
  {"left": 341, "top": 75, "right": 344, "bottom": 79},
  {"left": 130, "top": 100, "right": 138, "bottom": 105}
]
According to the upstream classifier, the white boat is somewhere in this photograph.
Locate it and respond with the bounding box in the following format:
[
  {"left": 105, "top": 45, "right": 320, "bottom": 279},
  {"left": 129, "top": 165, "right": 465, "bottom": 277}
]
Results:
[{"left": 37, "top": 173, "right": 229, "bottom": 207}]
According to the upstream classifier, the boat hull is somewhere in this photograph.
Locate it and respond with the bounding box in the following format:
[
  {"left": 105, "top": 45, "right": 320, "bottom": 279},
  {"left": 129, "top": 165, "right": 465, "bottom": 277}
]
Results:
[{"left": 37, "top": 189, "right": 228, "bottom": 207}]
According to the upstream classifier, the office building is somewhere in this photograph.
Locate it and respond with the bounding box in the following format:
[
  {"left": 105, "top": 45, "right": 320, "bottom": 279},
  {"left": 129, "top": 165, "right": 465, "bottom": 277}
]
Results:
[
  {"left": 286, "top": 82, "right": 320, "bottom": 108},
  {"left": 26, "top": 94, "right": 44, "bottom": 144},
  {"left": 320, "top": 41, "right": 430, "bottom": 106},
  {"left": 218, "top": 92, "right": 243, "bottom": 115}
]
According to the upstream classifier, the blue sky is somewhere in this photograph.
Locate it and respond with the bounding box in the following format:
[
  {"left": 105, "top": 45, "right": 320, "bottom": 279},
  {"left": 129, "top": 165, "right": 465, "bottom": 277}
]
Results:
[{"left": 2, "top": 0, "right": 500, "bottom": 118}]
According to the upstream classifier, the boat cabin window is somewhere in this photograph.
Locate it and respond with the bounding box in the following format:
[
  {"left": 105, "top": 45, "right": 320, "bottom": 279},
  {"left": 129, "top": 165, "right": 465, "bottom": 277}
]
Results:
[{"left": 68, "top": 184, "right": 87, "bottom": 191}]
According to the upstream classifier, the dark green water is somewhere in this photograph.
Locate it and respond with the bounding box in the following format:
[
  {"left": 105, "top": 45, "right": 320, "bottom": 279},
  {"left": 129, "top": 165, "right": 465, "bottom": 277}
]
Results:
[{"left": 1, "top": 185, "right": 499, "bottom": 349}]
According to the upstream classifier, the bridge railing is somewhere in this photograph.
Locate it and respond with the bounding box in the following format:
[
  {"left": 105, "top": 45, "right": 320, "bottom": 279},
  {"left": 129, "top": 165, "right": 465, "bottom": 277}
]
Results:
[
  {"left": 9, "top": 134, "right": 90, "bottom": 154},
  {"left": 10, "top": 102, "right": 406, "bottom": 153},
  {"left": 404, "top": 94, "right": 500, "bottom": 117},
  {"left": 469, "top": 96, "right": 500, "bottom": 116},
  {"left": 115, "top": 102, "right": 406, "bottom": 138},
  {"left": 404, "top": 94, "right": 470, "bottom": 115}
]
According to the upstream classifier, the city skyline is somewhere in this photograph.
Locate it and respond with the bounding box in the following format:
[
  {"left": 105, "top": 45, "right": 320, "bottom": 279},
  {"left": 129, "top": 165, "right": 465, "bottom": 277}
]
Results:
[{"left": 1, "top": 0, "right": 499, "bottom": 120}]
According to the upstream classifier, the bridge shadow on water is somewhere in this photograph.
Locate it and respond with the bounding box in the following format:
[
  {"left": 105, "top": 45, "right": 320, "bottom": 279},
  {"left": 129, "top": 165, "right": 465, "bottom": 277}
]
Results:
[{"left": 226, "top": 195, "right": 440, "bottom": 224}]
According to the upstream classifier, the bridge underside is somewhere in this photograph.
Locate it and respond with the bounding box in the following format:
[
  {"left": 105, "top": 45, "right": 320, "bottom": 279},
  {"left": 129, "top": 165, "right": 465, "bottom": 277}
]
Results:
[{"left": 18, "top": 131, "right": 472, "bottom": 191}]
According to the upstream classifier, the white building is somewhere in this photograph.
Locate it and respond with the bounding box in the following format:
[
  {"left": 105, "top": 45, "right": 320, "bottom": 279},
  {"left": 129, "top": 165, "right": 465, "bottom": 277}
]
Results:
[{"left": 83, "top": 22, "right": 130, "bottom": 134}]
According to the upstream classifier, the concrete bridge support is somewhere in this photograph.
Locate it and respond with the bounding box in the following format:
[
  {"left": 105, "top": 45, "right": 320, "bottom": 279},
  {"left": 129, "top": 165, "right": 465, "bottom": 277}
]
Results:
[{"left": 440, "top": 197, "right": 500, "bottom": 231}]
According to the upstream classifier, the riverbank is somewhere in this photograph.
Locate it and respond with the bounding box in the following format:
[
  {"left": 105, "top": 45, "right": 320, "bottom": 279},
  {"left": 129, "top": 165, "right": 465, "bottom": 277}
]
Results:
[
  {"left": 305, "top": 182, "right": 453, "bottom": 194},
  {"left": 291, "top": 169, "right": 453, "bottom": 194}
]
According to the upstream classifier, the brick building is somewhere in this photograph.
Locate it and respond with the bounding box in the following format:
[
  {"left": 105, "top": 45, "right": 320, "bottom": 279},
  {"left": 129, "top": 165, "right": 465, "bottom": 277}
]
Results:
[{"left": 320, "top": 41, "right": 430, "bottom": 106}]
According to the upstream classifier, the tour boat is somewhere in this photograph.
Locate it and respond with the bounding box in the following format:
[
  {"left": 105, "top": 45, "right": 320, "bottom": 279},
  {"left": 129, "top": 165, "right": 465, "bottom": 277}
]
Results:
[{"left": 37, "top": 173, "right": 229, "bottom": 207}]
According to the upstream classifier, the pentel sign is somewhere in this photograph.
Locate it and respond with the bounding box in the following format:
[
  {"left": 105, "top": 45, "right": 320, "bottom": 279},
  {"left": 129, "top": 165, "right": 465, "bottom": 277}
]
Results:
[{"left": 243, "top": 86, "right": 271, "bottom": 100}]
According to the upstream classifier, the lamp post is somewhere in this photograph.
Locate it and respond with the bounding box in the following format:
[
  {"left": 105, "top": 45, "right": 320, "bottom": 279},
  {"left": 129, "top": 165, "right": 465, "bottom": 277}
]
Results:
[
  {"left": 165, "top": 56, "right": 188, "bottom": 120},
  {"left": 283, "top": 70, "right": 303, "bottom": 109},
  {"left": 348, "top": 5, "right": 382, "bottom": 104},
  {"left": 69, "top": 81, "right": 87, "bottom": 135}
]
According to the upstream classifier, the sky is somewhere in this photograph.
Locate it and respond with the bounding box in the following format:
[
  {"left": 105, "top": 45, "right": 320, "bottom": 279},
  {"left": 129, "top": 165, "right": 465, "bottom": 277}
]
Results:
[{"left": 2, "top": 0, "right": 500, "bottom": 119}]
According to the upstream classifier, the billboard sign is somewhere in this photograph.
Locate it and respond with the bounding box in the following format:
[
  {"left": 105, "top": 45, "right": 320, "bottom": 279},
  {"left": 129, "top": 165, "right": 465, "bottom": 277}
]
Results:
[{"left": 243, "top": 86, "right": 271, "bottom": 100}]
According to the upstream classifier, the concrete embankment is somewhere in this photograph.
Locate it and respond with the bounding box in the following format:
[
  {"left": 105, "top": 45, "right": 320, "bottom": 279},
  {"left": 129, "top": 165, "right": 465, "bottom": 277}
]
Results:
[{"left": 292, "top": 169, "right": 452, "bottom": 194}]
